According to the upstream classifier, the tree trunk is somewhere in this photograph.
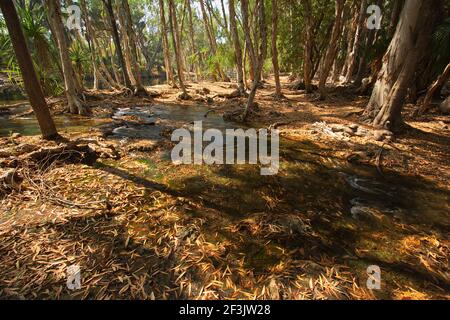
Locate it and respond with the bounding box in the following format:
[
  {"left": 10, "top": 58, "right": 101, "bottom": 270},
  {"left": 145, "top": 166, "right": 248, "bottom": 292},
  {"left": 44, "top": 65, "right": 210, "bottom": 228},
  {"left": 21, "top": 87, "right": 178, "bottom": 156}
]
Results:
[
  {"left": 79, "top": 0, "right": 110, "bottom": 90},
  {"left": 388, "top": 0, "right": 405, "bottom": 38},
  {"left": 418, "top": 62, "right": 450, "bottom": 115},
  {"left": 344, "top": 0, "right": 367, "bottom": 83},
  {"left": 341, "top": 3, "right": 356, "bottom": 78},
  {"left": 271, "top": 0, "right": 282, "bottom": 98},
  {"left": 0, "top": 0, "right": 58, "bottom": 139},
  {"left": 303, "top": 0, "right": 314, "bottom": 93},
  {"left": 158, "top": 0, "right": 175, "bottom": 86},
  {"left": 241, "top": 0, "right": 256, "bottom": 84},
  {"left": 45, "top": 0, "right": 88, "bottom": 116},
  {"left": 243, "top": 0, "right": 267, "bottom": 120},
  {"left": 229, "top": 0, "right": 245, "bottom": 94},
  {"left": 364, "top": 0, "right": 442, "bottom": 132},
  {"left": 199, "top": 0, "right": 227, "bottom": 81},
  {"left": 318, "top": 0, "right": 346, "bottom": 99},
  {"left": 168, "top": 0, "right": 188, "bottom": 97},
  {"left": 102, "top": 0, "right": 132, "bottom": 90},
  {"left": 186, "top": 0, "right": 201, "bottom": 82},
  {"left": 121, "top": 0, "right": 147, "bottom": 96}
]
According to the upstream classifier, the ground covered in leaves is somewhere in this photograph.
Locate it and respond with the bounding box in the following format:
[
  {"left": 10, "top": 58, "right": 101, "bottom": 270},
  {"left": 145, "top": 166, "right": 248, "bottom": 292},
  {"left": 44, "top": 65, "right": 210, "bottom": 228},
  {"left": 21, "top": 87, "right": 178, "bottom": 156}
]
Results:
[{"left": 0, "top": 78, "right": 448, "bottom": 300}]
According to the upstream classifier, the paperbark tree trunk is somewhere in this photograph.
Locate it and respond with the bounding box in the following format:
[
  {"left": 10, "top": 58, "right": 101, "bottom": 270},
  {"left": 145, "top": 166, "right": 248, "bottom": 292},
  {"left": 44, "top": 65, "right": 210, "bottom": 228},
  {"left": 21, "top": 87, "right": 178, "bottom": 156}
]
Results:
[
  {"left": 0, "top": 0, "right": 58, "bottom": 139},
  {"left": 243, "top": 0, "right": 267, "bottom": 120},
  {"left": 79, "top": 0, "right": 111, "bottom": 90},
  {"left": 102, "top": 0, "right": 132, "bottom": 90},
  {"left": 303, "top": 0, "right": 314, "bottom": 93},
  {"left": 364, "top": 0, "right": 442, "bottom": 132},
  {"left": 318, "top": 0, "right": 346, "bottom": 99},
  {"left": 45, "top": 0, "right": 89, "bottom": 115},
  {"left": 241, "top": 0, "right": 256, "bottom": 84},
  {"left": 121, "top": 0, "right": 147, "bottom": 96},
  {"left": 186, "top": 0, "right": 201, "bottom": 82},
  {"left": 199, "top": 0, "right": 228, "bottom": 81},
  {"left": 271, "top": 0, "right": 282, "bottom": 98},
  {"left": 418, "top": 62, "right": 450, "bottom": 115},
  {"left": 158, "top": 0, "right": 175, "bottom": 86},
  {"left": 168, "top": 0, "right": 188, "bottom": 98},
  {"left": 229, "top": 0, "right": 245, "bottom": 94},
  {"left": 344, "top": 0, "right": 367, "bottom": 83}
]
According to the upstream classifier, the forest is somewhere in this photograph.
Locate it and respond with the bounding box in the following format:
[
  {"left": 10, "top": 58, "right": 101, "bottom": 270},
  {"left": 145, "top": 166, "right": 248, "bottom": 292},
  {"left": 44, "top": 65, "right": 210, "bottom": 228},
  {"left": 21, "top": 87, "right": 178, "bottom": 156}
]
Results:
[{"left": 0, "top": 0, "right": 449, "bottom": 301}]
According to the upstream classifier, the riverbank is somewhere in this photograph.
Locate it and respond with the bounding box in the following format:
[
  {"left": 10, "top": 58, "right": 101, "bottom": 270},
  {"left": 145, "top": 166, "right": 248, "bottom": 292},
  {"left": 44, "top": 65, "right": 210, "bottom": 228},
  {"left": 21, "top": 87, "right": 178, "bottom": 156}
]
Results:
[{"left": 0, "top": 78, "right": 448, "bottom": 300}]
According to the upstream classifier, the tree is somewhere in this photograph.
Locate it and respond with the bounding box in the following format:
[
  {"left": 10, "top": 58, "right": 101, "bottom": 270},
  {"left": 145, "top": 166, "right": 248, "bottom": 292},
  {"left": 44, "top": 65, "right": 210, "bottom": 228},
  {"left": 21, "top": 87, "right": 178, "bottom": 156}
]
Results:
[
  {"left": 158, "top": 0, "right": 174, "bottom": 87},
  {"left": 0, "top": 0, "right": 58, "bottom": 139},
  {"left": 242, "top": 0, "right": 267, "bottom": 120},
  {"left": 45, "top": 0, "right": 89, "bottom": 115},
  {"left": 79, "top": 0, "right": 115, "bottom": 90},
  {"left": 186, "top": 0, "right": 200, "bottom": 82},
  {"left": 364, "top": 0, "right": 444, "bottom": 132},
  {"left": 418, "top": 62, "right": 450, "bottom": 115},
  {"left": 199, "top": 0, "right": 227, "bottom": 81},
  {"left": 229, "top": 0, "right": 245, "bottom": 94},
  {"left": 344, "top": 0, "right": 366, "bottom": 83},
  {"left": 120, "top": 0, "right": 147, "bottom": 96},
  {"left": 318, "top": 0, "right": 346, "bottom": 99},
  {"left": 168, "top": 0, "right": 189, "bottom": 99},
  {"left": 241, "top": 0, "right": 256, "bottom": 85},
  {"left": 302, "top": 0, "right": 314, "bottom": 93},
  {"left": 271, "top": 0, "right": 282, "bottom": 99},
  {"left": 102, "top": 0, "right": 132, "bottom": 90},
  {"left": 354, "top": 0, "right": 383, "bottom": 88}
]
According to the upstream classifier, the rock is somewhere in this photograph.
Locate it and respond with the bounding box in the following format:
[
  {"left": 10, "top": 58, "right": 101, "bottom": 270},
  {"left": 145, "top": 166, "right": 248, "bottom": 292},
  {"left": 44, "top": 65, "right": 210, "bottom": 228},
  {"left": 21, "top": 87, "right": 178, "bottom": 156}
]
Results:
[
  {"left": 112, "top": 126, "right": 163, "bottom": 140},
  {"left": 275, "top": 215, "right": 310, "bottom": 235},
  {"left": 125, "top": 140, "right": 159, "bottom": 152},
  {"left": 225, "top": 89, "right": 243, "bottom": 99},
  {"left": 223, "top": 110, "right": 244, "bottom": 122},
  {"left": 373, "top": 129, "right": 393, "bottom": 142},
  {"left": 358, "top": 77, "right": 373, "bottom": 95},
  {"left": 10, "top": 132, "right": 21, "bottom": 139},
  {"left": 354, "top": 126, "right": 370, "bottom": 137},
  {"left": 177, "top": 92, "right": 192, "bottom": 101},
  {"left": 88, "top": 143, "right": 119, "bottom": 159},
  {"left": 0, "top": 83, "right": 24, "bottom": 100},
  {"left": 15, "top": 143, "right": 39, "bottom": 154},
  {"left": 348, "top": 123, "right": 359, "bottom": 131},
  {"left": 1, "top": 169, "right": 23, "bottom": 190},
  {"left": 346, "top": 151, "right": 373, "bottom": 163},
  {"left": 330, "top": 124, "right": 355, "bottom": 136},
  {"left": 439, "top": 96, "right": 450, "bottom": 114},
  {"left": 373, "top": 131, "right": 385, "bottom": 141},
  {"left": 0, "top": 148, "right": 12, "bottom": 157}
]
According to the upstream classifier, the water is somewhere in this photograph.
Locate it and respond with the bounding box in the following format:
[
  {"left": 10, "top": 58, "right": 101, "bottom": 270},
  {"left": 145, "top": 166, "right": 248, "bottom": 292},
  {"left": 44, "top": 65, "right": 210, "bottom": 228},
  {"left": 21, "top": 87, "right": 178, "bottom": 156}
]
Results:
[
  {"left": 0, "top": 114, "right": 102, "bottom": 137},
  {"left": 0, "top": 99, "right": 106, "bottom": 137}
]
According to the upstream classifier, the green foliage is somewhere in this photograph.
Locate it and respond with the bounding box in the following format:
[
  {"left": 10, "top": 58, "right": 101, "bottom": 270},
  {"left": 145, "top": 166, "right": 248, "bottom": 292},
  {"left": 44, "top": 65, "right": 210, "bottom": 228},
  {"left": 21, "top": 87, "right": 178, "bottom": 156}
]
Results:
[
  {"left": 432, "top": 17, "right": 450, "bottom": 72},
  {"left": 70, "top": 41, "right": 90, "bottom": 71}
]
